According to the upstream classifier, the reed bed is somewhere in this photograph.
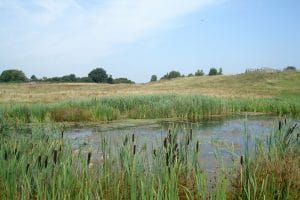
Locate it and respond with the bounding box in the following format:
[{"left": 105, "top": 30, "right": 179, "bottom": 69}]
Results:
[
  {"left": 0, "top": 119, "right": 299, "bottom": 199},
  {"left": 0, "top": 95, "right": 299, "bottom": 124}
]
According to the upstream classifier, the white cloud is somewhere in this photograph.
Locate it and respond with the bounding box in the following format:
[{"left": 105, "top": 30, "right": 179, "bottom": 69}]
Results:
[{"left": 0, "top": 0, "right": 216, "bottom": 75}]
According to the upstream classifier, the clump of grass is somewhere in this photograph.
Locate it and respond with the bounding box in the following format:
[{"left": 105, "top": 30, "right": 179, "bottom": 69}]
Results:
[
  {"left": 229, "top": 120, "right": 300, "bottom": 199},
  {"left": 49, "top": 107, "right": 91, "bottom": 122}
]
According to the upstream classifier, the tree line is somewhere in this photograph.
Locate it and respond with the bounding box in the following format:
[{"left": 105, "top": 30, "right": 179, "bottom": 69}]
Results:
[{"left": 0, "top": 68, "right": 134, "bottom": 84}]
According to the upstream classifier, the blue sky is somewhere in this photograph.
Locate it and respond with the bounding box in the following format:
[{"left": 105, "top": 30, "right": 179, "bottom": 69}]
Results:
[{"left": 0, "top": 0, "right": 299, "bottom": 83}]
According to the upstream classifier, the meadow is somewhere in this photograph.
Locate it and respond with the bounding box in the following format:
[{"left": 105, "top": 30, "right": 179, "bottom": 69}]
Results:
[{"left": 0, "top": 71, "right": 300, "bottom": 199}]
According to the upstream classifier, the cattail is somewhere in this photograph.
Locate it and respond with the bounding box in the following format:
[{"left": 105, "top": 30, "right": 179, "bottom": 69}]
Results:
[
  {"left": 44, "top": 156, "right": 48, "bottom": 168},
  {"left": 153, "top": 149, "right": 157, "bottom": 157},
  {"left": 132, "top": 134, "right": 135, "bottom": 143},
  {"left": 4, "top": 150, "right": 7, "bottom": 160},
  {"left": 61, "top": 130, "right": 64, "bottom": 139},
  {"left": 196, "top": 141, "right": 199, "bottom": 153},
  {"left": 166, "top": 152, "right": 169, "bottom": 166},
  {"left": 38, "top": 155, "right": 42, "bottom": 168},
  {"left": 186, "top": 135, "right": 190, "bottom": 146},
  {"left": 163, "top": 137, "right": 168, "bottom": 149},
  {"left": 240, "top": 155, "right": 243, "bottom": 165},
  {"left": 284, "top": 118, "right": 287, "bottom": 125},
  {"left": 279, "top": 121, "right": 282, "bottom": 131},
  {"left": 14, "top": 148, "right": 18, "bottom": 155},
  {"left": 133, "top": 145, "right": 136, "bottom": 155},
  {"left": 189, "top": 128, "right": 193, "bottom": 140},
  {"left": 53, "top": 150, "right": 58, "bottom": 164},
  {"left": 87, "top": 152, "right": 92, "bottom": 165},
  {"left": 26, "top": 164, "right": 30, "bottom": 174},
  {"left": 123, "top": 135, "right": 128, "bottom": 146},
  {"left": 59, "top": 145, "right": 62, "bottom": 152}
]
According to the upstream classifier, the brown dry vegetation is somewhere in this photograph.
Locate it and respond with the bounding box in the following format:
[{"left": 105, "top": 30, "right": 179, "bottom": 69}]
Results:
[{"left": 0, "top": 71, "right": 299, "bottom": 103}]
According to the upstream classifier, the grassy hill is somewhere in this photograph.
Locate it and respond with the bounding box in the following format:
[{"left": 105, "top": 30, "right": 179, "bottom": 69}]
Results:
[{"left": 0, "top": 71, "right": 299, "bottom": 103}]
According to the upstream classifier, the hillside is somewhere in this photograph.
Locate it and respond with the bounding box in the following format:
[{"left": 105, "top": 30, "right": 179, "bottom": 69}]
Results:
[{"left": 0, "top": 71, "right": 299, "bottom": 103}]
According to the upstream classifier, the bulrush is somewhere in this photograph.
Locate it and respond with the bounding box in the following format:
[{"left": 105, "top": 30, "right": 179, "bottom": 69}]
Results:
[
  {"left": 26, "top": 163, "right": 30, "bottom": 174},
  {"left": 133, "top": 145, "right": 136, "bottom": 155},
  {"left": 38, "top": 155, "right": 42, "bottom": 168},
  {"left": 87, "top": 152, "right": 92, "bottom": 165},
  {"left": 123, "top": 135, "right": 128, "bottom": 146},
  {"left": 196, "top": 141, "right": 199, "bottom": 153},
  {"left": 279, "top": 121, "right": 282, "bottom": 131},
  {"left": 240, "top": 155, "right": 244, "bottom": 166},
  {"left": 44, "top": 156, "right": 48, "bottom": 168},
  {"left": 53, "top": 150, "right": 58, "bottom": 164}
]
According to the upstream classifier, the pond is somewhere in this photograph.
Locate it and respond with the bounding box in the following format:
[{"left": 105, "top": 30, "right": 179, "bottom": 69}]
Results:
[{"left": 64, "top": 115, "right": 298, "bottom": 179}]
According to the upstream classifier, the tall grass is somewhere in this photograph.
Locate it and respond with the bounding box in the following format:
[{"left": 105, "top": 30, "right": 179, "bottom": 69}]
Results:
[
  {"left": 0, "top": 95, "right": 299, "bottom": 123},
  {"left": 0, "top": 119, "right": 299, "bottom": 199}
]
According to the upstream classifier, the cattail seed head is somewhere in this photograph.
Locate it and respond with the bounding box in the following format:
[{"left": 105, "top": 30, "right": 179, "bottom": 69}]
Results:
[
  {"left": 153, "top": 149, "right": 156, "bottom": 156},
  {"left": 38, "top": 155, "right": 42, "bottom": 168},
  {"left": 132, "top": 134, "right": 135, "bottom": 143},
  {"left": 133, "top": 145, "right": 136, "bottom": 155},
  {"left": 26, "top": 164, "right": 30, "bottom": 174},
  {"left": 53, "top": 150, "right": 58, "bottom": 164},
  {"left": 240, "top": 155, "right": 244, "bottom": 165},
  {"left": 196, "top": 141, "right": 199, "bottom": 153},
  {"left": 61, "top": 130, "right": 64, "bottom": 138},
  {"left": 163, "top": 137, "right": 168, "bottom": 149},
  {"left": 123, "top": 135, "right": 128, "bottom": 146},
  {"left": 87, "top": 152, "right": 92, "bottom": 165},
  {"left": 189, "top": 129, "right": 193, "bottom": 140},
  {"left": 44, "top": 156, "right": 48, "bottom": 168}
]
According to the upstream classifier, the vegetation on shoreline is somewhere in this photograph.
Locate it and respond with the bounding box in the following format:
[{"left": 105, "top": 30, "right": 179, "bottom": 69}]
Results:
[
  {"left": 0, "top": 95, "right": 299, "bottom": 124},
  {"left": 0, "top": 119, "right": 299, "bottom": 199}
]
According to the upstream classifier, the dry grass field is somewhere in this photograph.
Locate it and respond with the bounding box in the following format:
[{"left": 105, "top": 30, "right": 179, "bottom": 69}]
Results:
[{"left": 0, "top": 71, "right": 299, "bottom": 103}]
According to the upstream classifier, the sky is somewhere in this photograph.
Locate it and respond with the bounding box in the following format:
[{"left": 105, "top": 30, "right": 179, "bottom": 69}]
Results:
[{"left": 0, "top": 0, "right": 299, "bottom": 83}]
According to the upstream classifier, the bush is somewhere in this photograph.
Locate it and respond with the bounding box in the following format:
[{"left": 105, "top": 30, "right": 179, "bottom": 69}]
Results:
[
  {"left": 161, "top": 71, "right": 181, "bottom": 80},
  {"left": 195, "top": 69, "right": 204, "bottom": 76},
  {"left": 208, "top": 68, "right": 218, "bottom": 76}
]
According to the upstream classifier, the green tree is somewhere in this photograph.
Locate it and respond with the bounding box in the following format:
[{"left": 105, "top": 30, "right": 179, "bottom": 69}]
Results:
[
  {"left": 208, "top": 68, "right": 218, "bottom": 76},
  {"left": 88, "top": 68, "right": 108, "bottom": 83},
  {"left": 161, "top": 71, "right": 181, "bottom": 80},
  {"left": 218, "top": 68, "right": 223, "bottom": 75},
  {"left": 30, "top": 75, "right": 38, "bottom": 82},
  {"left": 188, "top": 73, "right": 194, "bottom": 77},
  {"left": 195, "top": 69, "right": 204, "bottom": 76},
  {"left": 107, "top": 75, "right": 113, "bottom": 84},
  {"left": 150, "top": 75, "right": 157, "bottom": 82},
  {"left": 284, "top": 66, "right": 296, "bottom": 71},
  {"left": 0, "top": 69, "right": 27, "bottom": 82}
]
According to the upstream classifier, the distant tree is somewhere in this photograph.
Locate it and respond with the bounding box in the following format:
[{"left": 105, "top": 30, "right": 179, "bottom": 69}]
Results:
[
  {"left": 0, "top": 69, "right": 27, "bottom": 82},
  {"left": 208, "top": 68, "right": 218, "bottom": 76},
  {"left": 88, "top": 68, "right": 108, "bottom": 83},
  {"left": 161, "top": 71, "right": 181, "bottom": 80},
  {"left": 195, "top": 69, "right": 204, "bottom": 76},
  {"left": 79, "top": 77, "right": 93, "bottom": 83},
  {"left": 150, "top": 75, "right": 157, "bottom": 82},
  {"left": 113, "top": 78, "right": 135, "bottom": 84},
  {"left": 284, "top": 66, "right": 296, "bottom": 71},
  {"left": 188, "top": 73, "right": 194, "bottom": 77},
  {"left": 61, "top": 74, "right": 77, "bottom": 82},
  {"left": 107, "top": 75, "right": 113, "bottom": 84},
  {"left": 30, "top": 75, "right": 38, "bottom": 82},
  {"left": 218, "top": 68, "right": 223, "bottom": 75}
]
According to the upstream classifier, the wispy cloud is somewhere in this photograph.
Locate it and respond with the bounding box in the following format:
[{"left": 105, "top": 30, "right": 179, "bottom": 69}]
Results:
[{"left": 0, "top": 0, "right": 216, "bottom": 75}]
